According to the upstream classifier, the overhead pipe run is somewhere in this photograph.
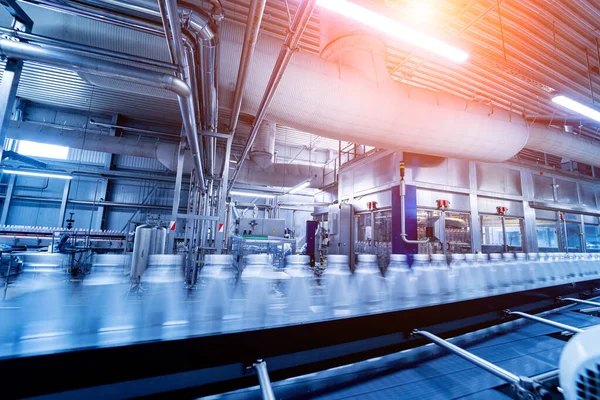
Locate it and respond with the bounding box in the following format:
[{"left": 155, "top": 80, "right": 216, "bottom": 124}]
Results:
[
  {"left": 23, "top": 0, "right": 220, "bottom": 180},
  {"left": 0, "top": 37, "right": 206, "bottom": 190},
  {"left": 228, "top": 0, "right": 267, "bottom": 134},
  {"left": 228, "top": 0, "right": 318, "bottom": 192}
]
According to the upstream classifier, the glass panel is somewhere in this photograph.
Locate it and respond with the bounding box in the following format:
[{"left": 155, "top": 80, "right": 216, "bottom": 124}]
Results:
[
  {"left": 374, "top": 210, "right": 392, "bottom": 268},
  {"left": 504, "top": 217, "right": 524, "bottom": 252},
  {"left": 445, "top": 211, "right": 471, "bottom": 254},
  {"left": 565, "top": 222, "right": 582, "bottom": 252},
  {"left": 417, "top": 209, "right": 442, "bottom": 254},
  {"left": 481, "top": 215, "right": 504, "bottom": 253},
  {"left": 536, "top": 220, "right": 559, "bottom": 252},
  {"left": 585, "top": 224, "right": 600, "bottom": 253},
  {"left": 355, "top": 213, "right": 373, "bottom": 253}
]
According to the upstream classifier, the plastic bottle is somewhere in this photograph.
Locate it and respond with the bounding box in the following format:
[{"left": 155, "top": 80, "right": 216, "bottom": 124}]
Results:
[
  {"left": 242, "top": 254, "right": 273, "bottom": 323},
  {"left": 324, "top": 255, "right": 354, "bottom": 316},
  {"left": 478, "top": 253, "right": 497, "bottom": 290},
  {"left": 385, "top": 254, "right": 416, "bottom": 302},
  {"left": 199, "top": 254, "right": 235, "bottom": 321},
  {"left": 449, "top": 254, "right": 473, "bottom": 295},
  {"left": 522, "top": 253, "right": 537, "bottom": 286},
  {"left": 430, "top": 254, "right": 452, "bottom": 295},
  {"left": 512, "top": 253, "right": 526, "bottom": 288},
  {"left": 354, "top": 254, "right": 386, "bottom": 311},
  {"left": 464, "top": 254, "right": 486, "bottom": 294},
  {"left": 495, "top": 253, "right": 512, "bottom": 289},
  {"left": 285, "top": 255, "right": 313, "bottom": 318},
  {"left": 413, "top": 254, "right": 440, "bottom": 297},
  {"left": 538, "top": 253, "right": 554, "bottom": 282}
]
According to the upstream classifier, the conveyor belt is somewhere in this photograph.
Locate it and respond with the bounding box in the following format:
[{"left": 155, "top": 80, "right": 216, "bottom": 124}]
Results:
[{"left": 311, "top": 309, "right": 600, "bottom": 400}]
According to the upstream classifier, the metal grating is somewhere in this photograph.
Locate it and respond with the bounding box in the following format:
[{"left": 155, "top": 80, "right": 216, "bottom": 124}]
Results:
[{"left": 577, "top": 364, "right": 600, "bottom": 400}]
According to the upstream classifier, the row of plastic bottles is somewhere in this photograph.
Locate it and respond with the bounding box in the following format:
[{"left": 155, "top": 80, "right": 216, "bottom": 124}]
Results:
[
  {"left": 4, "top": 251, "right": 600, "bottom": 346},
  {"left": 390, "top": 252, "right": 600, "bottom": 299}
]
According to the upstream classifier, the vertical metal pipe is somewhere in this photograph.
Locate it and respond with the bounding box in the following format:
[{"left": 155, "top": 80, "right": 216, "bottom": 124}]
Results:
[
  {"left": 57, "top": 179, "right": 71, "bottom": 227},
  {"left": 253, "top": 360, "right": 276, "bottom": 400},
  {"left": 215, "top": 136, "right": 232, "bottom": 252},
  {"left": 169, "top": 138, "right": 186, "bottom": 254},
  {"left": 228, "top": 0, "right": 267, "bottom": 133},
  {"left": 229, "top": 0, "right": 318, "bottom": 190}
]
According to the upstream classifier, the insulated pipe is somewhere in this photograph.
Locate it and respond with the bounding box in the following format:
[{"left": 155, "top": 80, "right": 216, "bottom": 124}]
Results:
[
  {"left": 228, "top": 0, "right": 267, "bottom": 133},
  {"left": 0, "top": 38, "right": 206, "bottom": 190},
  {"left": 159, "top": 0, "right": 212, "bottom": 179},
  {"left": 229, "top": 0, "right": 318, "bottom": 191},
  {"left": 399, "top": 161, "right": 429, "bottom": 245},
  {"left": 413, "top": 330, "right": 521, "bottom": 386},
  {"left": 505, "top": 310, "right": 584, "bottom": 334}
]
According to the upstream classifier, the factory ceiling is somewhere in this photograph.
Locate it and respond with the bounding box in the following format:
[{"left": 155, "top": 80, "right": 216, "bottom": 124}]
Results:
[{"left": 1, "top": 0, "right": 600, "bottom": 160}]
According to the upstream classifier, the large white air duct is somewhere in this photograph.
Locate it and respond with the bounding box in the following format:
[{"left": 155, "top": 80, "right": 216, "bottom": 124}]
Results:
[
  {"left": 250, "top": 120, "right": 276, "bottom": 168},
  {"left": 218, "top": 20, "right": 530, "bottom": 163}
]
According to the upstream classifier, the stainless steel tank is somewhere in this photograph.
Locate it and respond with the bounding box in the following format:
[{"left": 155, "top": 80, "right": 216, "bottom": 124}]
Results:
[
  {"left": 130, "top": 226, "right": 168, "bottom": 281},
  {"left": 130, "top": 226, "right": 153, "bottom": 280}
]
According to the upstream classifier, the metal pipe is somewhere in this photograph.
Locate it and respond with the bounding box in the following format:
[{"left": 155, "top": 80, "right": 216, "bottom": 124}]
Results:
[
  {"left": 229, "top": 0, "right": 318, "bottom": 191},
  {"left": 399, "top": 161, "right": 429, "bottom": 245},
  {"left": 0, "top": 37, "right": 206, "bottom": 190},
  {"left": 560, "top": 297, "right": 600, "bottom": 308},
  {"left": 0, "top": 27, "right": 177, "bottom": 71},
  {"left": 505, "top": 310, "right": 584, "bottom": 334},
  {"left": 253, "top": 360, "right": 276, "bottom": 400},
  {"left": 413, "top": 329, "right": 520, "bottom": 386},
  {"left": 228, "top": 0, "right": 267, "bottom": 133}
]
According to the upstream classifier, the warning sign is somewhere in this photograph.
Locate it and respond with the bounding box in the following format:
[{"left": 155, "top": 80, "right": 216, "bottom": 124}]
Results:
[
  {"left": 218, "top": 223, "right": 224, "bottom": 233},
  {"left": 169, "top": 221, "right": 177, "bottom": 231}
]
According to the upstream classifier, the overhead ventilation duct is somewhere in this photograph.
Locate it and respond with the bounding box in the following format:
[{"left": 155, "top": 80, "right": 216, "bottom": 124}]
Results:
[
  {"left": 526, "top": 125, "right": 600, "bottom": 168},
  {"left": 250, "top": 120, "right": 276, "bottom": 168},
  {"left": 4, "top": 120, "right": 326, "bottom": 187},
  {"left": 217, "top": 20, "right": 530, "bottom": 163}
]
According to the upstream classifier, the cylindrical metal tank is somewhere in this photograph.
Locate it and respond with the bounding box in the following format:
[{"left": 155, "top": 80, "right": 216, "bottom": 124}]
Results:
[
  {"left": 130, "top": 225, "right": 153, "bottom": 280},
  {"left": 131, "top": 226, "right": 168, "bottom": 281}
]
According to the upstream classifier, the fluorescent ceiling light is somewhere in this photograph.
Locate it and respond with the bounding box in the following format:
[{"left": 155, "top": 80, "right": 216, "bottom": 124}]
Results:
[
  {"left": 552, "top": 95, "right": 600, "bottom": 123},
  {"left": 317, "top": 0, "right": 469, "bottom": 63},
  {"left": 230, "top": 190, "right": 275, "bottom": 199},
  {"left": 288, "top": 181, "right": 311, "bottom": 194},
  {"left": 3, "top": 169, "right": 72, "bottom": 180},
  {"left": 16, "top": 140, "right": 69, "bottom": 160}
]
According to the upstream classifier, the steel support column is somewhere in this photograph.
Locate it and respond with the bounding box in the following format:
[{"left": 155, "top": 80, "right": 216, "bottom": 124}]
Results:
[
  {"left": 214, "top": 135, "right": 232, "bottom": 252},
  {"left": 57, "top": 179, "right": 71, "bottom": 227},
  {"left": 94, "top": 114, "right": 119, "bottom": 230},
  {"left": 468, "top": 161, "right": 482, "bottom": 252},
  {"left": 520, "top": 169, "right": 538, "bottom": 253},
  {"left": 0, "top": 174, "right": 15, "bottom": 225},
  {"left": 168, "top": 137, "right": 186, "bottom": 253}
]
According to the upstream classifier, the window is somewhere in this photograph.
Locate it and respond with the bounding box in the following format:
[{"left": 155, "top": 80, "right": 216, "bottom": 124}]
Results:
[
  {"left": 16, "top": 140, "right": 69, "bottom": 160},
  {"left": 481, "top": 215, "right": 524, "bottom": 253},
  {"left": 585, "top": 224, "right": 600, "bottom": 253},
  {"left": 565, "top": 222, "right": 582, "bottom": 252},
  {"left": 536, "top": 220, "right": 559, "bottom": 252}
]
